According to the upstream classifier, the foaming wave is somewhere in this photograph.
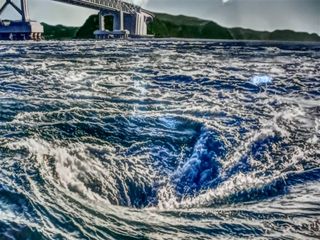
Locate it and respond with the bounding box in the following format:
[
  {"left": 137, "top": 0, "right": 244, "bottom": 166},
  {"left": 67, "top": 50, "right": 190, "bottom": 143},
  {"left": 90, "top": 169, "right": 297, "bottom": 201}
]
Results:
[
  {"left": 156, "top": 106, "right": 319, "bottom": 210},
  {"left": 171, "top": 128, "right": 226, "bottom": 195},
  {"left": 250, "top": 75, "right": 273, "bottom": 86},
  {"left": 4, "top": 138, "right": 154, "bottom": 210},
  {"left": 6, "top": 139, "right": 108, "bottom": 201},
  {"left": 157, "top": 172, "right": 286, "bottom": 209},
  {"left": 155, "top": 128, "right": 282, "bottom": 209}
]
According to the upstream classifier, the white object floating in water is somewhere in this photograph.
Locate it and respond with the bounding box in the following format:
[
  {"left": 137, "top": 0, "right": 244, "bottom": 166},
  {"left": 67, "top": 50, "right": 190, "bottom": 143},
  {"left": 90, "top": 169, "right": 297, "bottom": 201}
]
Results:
[{"left": 250, "top": 75, "right": 273, "bottom": 86}]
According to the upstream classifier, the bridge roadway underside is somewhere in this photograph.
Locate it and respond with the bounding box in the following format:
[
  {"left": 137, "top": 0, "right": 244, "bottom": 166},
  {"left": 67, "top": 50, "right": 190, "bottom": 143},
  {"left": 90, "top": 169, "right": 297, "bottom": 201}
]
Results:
[{"left": 52, "top": 0, "right": 141, "bottom": 14}]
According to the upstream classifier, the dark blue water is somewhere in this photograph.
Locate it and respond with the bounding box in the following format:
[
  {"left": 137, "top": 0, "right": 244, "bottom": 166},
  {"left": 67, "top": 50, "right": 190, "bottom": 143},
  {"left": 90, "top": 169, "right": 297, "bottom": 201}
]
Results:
[{"left": 0, "top": 40, "right": 319, "bottom": 239}]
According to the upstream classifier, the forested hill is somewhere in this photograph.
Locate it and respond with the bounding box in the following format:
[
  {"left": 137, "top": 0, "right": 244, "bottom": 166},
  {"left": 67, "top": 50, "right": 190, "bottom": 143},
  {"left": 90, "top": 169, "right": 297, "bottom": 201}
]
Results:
[
  {"left": 147, "top": 13, "right": 320, "bottom": 41},
  {"left": 43, "top": 13, "right": 320, "bottom": 42}
]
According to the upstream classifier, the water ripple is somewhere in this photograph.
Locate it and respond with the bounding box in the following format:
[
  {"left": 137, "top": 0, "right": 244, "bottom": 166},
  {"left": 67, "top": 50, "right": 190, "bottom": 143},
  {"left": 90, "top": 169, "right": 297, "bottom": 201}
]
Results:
[{"left": 0, "top": 40, "right": 319, "bottom": 239}]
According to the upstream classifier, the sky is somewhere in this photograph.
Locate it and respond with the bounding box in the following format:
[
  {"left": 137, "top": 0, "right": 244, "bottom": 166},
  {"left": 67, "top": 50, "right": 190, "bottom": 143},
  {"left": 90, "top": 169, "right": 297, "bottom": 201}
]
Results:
[{"left": 0, "top": 0, "right": 319, "bottom": 34}]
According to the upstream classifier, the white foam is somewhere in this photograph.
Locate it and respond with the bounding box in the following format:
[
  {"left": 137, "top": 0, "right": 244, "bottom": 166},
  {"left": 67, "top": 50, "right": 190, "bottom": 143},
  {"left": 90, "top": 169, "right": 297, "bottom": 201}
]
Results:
[
  {"left": 250, "top": 75, "right": 273, "bottom": 86},
  {"left": 6, "top": 139, "right": 115, "bottom": 203},
  {"left": 307, "top": 135, "right": 319, "bottom": 144},
  {"left": 65, "top": 71, "right": 88, "bottom": 82},
  {"left": 156, "top": 171, "right": 280, "bottom": 209}
]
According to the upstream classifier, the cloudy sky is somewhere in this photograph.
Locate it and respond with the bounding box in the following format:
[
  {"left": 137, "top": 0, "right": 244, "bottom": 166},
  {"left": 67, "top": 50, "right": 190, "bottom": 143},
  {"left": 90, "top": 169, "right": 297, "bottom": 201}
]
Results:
[{"left": 1, "top": 0, "right": 319, "bottom": 34}]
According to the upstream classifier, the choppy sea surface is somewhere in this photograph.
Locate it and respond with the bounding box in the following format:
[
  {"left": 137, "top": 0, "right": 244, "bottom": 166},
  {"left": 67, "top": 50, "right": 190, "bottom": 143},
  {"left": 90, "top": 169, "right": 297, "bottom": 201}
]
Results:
[{"left": 0, "top": 40, "right": 319, "bottom": 239}]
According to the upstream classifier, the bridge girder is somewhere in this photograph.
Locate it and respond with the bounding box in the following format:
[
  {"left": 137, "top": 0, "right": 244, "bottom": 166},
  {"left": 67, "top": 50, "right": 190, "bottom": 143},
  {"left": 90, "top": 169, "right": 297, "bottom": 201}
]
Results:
[{"left": 52, "top": 0, "right": 142, "bottom": 15}]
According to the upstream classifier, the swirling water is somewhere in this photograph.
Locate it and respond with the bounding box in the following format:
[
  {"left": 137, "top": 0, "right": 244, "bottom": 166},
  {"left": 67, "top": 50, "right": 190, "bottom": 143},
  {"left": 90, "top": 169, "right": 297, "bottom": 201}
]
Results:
[{"left": 0, "top": 40, "right": 319, "bottom": 239}]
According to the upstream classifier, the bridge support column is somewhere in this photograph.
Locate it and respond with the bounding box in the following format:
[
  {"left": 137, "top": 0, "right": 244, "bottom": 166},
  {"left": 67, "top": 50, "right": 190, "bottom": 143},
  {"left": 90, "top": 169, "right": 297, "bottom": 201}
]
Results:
[
  {"left": 113, "top": 11, "right": 124, "bottom": 31},
  {"left": 20, "top": 0, "right": 30, "bottom": 22},
  {"left": 99, "top": 11, "right": 105, "bottom": 31},
  {"left": 119, "top": 10, "right": 124, "bottom": 31},
  {"left": 135, "top": 13, "right": 148, "bottom": 36}
]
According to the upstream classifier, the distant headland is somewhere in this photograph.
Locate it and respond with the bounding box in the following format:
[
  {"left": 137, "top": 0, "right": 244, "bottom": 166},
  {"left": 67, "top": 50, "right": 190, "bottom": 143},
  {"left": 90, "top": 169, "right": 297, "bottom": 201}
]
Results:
[{"left": 43, "top": 12, "right": 320, "bottom": 42}]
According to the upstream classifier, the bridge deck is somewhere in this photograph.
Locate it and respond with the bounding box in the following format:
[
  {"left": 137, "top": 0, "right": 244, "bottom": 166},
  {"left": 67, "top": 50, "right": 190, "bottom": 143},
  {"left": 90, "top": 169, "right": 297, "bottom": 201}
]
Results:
[{"left": 53, "top": 0, "right": 141, "bottom": 14}]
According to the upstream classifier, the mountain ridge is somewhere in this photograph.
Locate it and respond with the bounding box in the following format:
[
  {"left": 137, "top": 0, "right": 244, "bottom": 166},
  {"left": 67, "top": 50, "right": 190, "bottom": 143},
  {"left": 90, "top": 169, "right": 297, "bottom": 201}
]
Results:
[{"left": 43, "top": 12, "right": 320, "bottom": 42}]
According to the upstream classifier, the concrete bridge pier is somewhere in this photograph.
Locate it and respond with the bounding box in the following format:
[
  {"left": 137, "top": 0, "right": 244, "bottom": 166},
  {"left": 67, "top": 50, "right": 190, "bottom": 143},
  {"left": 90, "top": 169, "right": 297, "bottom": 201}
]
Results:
[
  {"left": 94, "top": 10, "right": 152, "bottom": 39},
  {"left": 20, "top": 0, "right": 30, "bottom": 21},
  {"left": 99, "top": 11, "right": 105, "bottom": 31},
  {"left": 112, "top": 10, "right": 124, "bottom": 31},
  {"left": 95, "top": 9, "right": 128, "bottom": 39},
  {"left": 0, "top": 0, "right": 43, "bottom": 40},
  {"left": 133, "top": 12, "right": 152, "bottom": 37}
]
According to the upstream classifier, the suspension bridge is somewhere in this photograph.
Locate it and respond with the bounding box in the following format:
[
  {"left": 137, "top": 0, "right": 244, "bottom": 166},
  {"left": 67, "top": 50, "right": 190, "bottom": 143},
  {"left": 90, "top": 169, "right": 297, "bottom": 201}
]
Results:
[{"left": 0, "top": 0, "right": 153, "bottom": 40}]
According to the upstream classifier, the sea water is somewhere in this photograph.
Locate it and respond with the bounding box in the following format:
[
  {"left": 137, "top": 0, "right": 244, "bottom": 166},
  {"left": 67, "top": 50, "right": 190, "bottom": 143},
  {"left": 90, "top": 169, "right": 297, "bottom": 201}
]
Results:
[{"left": 0, "top": 40, "right": 319, "bottom": 239}]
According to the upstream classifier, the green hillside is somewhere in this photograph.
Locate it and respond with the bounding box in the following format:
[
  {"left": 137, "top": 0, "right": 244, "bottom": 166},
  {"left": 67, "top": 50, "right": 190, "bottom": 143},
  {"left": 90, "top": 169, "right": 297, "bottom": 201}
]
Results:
[
  {"left": 43, "top": 12, "right": 320, "bottom": 42},
  {"left": 42, "top": 23, "right": 79, "bottom": 40},
  {"left": 76, "top": 15, "right": 113, "bottom": 39},
  {"left": 147, "top": 13, "right": 232, "bottom": 39},
  {"left": 229, "top": 28, "right": 320, "bottom": 42},
  {"left": 148, "top": 13, "right": 320, "bottom": 41}
]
